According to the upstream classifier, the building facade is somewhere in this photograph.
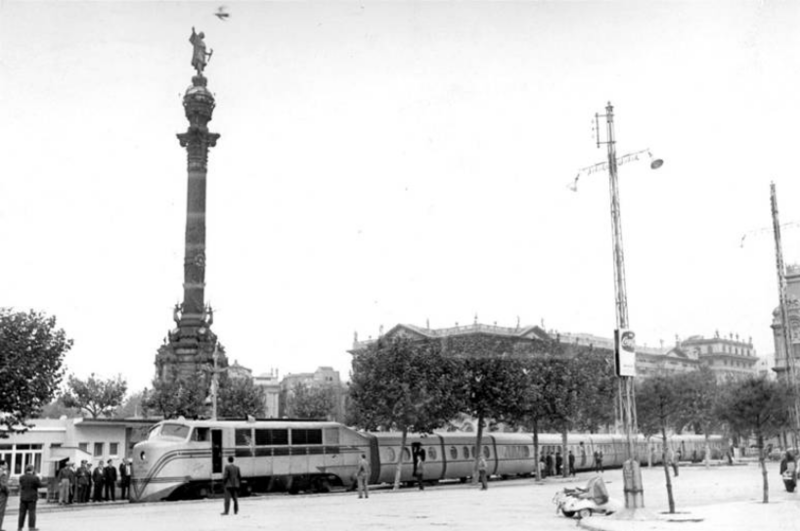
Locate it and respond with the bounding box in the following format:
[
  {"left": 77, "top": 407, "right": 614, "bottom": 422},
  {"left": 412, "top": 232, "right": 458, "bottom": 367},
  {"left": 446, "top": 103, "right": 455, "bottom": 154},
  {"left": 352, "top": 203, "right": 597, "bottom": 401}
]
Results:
[
  {"left": 772, "top": 265, "right": 800, "bottom": 376},
  {"left": 0, "top": 418, "right": 155, "bottom": 480}
]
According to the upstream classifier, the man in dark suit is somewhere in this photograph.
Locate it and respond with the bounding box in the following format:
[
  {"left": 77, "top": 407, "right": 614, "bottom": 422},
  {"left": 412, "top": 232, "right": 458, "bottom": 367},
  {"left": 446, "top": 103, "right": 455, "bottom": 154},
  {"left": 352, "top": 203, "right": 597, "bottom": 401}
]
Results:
[
  {"left": 118, "top": 458, "right": 131, "bottom": 500},
  {"left": 92, "top": 461, "right": 105, "bottom": 502},
  {"left": 104, "top": 459, "right": 117, "bottom": 501},
  {"left": 221, "top": 456, "right": 241, "bottom": 515},
  {"left": 17, "top": 464, "right": 42, "bottom": 531}
]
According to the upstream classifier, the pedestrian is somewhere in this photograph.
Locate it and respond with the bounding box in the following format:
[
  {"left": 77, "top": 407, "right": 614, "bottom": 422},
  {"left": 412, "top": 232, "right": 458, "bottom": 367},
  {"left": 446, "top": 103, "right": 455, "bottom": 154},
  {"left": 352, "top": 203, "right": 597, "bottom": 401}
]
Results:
[
  {"left": 69, "top": 462, "right": 77, "bottom": 503},
  {"left": 579, "top": 442, "right": 587, "bottom": 469},
  {"left": 415, "top": 451, "right": 425, "bottom": 490},
  {"left": 104, "top": 459, "right": 117, "bottom": 501},
  {"left": 18, "top": 464, "right": 42, "bottom": 531},
  {"left": 539, "top": 455, "right": 547, "bottom": 479},
  {"left": 356, "top": 453, "right": 370, "bottom": 499},
  {"left": 119, "top": 458, "right": 132, "bottom": 500},
  {"left": 780, "top": 451, "right": 797, "bottom": 493},
  {"left": 86, "top": 462, "right": 93, "bottom": 502},
  {"left": 568, "top": 450, "right": 576, "bottom": 476},
  {"left": 76, "top": 460, "right": 89, "bottom": 503},
  {"left": 221, "top": 456, "right": 241, "bottom": 515},
  {"left": 57, "top": 460, "right": 74, "bottom": 505},
  {"left": 596, "top": 450, "right": 604, "bottom": 473},
  {"left": 668, "top": 447, "right": 679, "bottom": 477},
  {"left": 555, "top": 449, "right": 563, "bottom": 476},
  {"left": 92, "top": 460, "right": 105, "bottom": 502},
  {"left": 545, "top": 451, "right": 554, "bottom": 477},
  {"left": 477, "top": 454, "right": 488, "bottom": 490},
  {"left": 0, "top": 461, "right": 9, "bottom": 531}
]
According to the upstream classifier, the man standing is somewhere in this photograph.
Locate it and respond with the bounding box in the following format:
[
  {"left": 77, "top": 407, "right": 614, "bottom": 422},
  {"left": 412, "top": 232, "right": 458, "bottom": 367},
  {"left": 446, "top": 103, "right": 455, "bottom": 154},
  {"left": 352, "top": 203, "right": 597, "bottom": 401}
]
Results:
[
  {"left": 57, "top": 461, "right": 73, "bottom": 505},
  {"left": 414, "top": 452, "right": 425, "bottom": 491},
  {"left": 356, "top": 454, "right": 370, "bottom": 499},
  {"left": 76, "top": 460, "right": 89, "bottom": 503},
  {"left": 568, "top": 450, "right": 576, "bottom": 476},
  {"left": 0, "top": 461, "right": 9, "bottom": 531},
  {"left": 104, "top": 459, "right": 117, "bottom": 501},
  {"left": 18, "top": 464, "right": 42, "bottom": 531},
  {"left": 221, "top": 456, "right": 241, "bottom": 515},
  {"left": 477, "top": 454, "right": 488, "bottom": 490},
  {"left": 119, "top": 458, "right": 131, "bottom": 500},
  {"left": 92, "top": 461, "right": 105, "bottom": 502}
]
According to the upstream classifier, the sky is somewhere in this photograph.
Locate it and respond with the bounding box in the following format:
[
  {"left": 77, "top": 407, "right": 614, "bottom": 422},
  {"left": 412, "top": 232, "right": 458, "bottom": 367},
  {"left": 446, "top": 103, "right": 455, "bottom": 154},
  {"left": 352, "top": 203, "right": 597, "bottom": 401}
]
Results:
[{"left": 1, "top": 1, "right": 799, "bottom": 393}]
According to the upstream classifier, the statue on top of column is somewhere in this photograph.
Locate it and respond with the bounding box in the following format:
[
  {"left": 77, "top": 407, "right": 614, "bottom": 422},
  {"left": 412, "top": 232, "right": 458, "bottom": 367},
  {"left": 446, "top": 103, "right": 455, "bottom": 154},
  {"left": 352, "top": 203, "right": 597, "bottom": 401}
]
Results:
[{"left": 190, "top": 27, "right": 213, "bottom": 75}]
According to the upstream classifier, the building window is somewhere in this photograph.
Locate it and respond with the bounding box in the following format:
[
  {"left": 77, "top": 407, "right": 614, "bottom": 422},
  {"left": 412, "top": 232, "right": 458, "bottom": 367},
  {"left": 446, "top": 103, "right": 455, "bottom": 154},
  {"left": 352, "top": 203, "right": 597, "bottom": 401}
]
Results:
[
  {"left": 94, "top": 443, "right": 104, "bottom": 457},
  {"left": 110, "top": 443, "right": 119, "bottom": 456},
  {"left": 78, "top": 443, "right": 89, "bottom": 453},
  {"left": 4, "top": 444, "right": 43, "bottom": 476}
]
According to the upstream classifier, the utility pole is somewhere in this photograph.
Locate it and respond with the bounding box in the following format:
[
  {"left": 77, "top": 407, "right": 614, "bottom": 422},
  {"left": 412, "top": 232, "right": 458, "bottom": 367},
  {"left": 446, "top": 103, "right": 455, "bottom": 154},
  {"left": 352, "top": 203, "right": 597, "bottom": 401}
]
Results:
[
  {"left": 770, "top": 182, "right": 800, "bottom": 445},
  {"left": 597, "top": 102, "right": 644, "bottom": 511}
]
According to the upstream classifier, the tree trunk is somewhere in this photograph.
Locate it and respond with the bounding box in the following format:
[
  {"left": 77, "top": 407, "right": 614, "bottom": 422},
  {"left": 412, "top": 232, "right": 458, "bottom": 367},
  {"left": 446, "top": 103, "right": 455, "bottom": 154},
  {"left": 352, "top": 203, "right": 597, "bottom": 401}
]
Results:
[
  {"left": 392, "top": 428, "right": 408, "bottom": 491},
  {"left": 758, "top": 433, "right": 769, "bottom": 503},
  {"left": 472, "top": 412, "right": 485, "bottom": 484},
  {"left": 661, "top": 427, "right": 675, "bottom": 514},
  {"left": 561, "top": 427, "right": 568, "bottom": 478},
  {"left": 703, "top": 432, "right": 710, "bottom": 469},
  {"left": 532, "top": 420, "right": 540, "bottom": 481}
]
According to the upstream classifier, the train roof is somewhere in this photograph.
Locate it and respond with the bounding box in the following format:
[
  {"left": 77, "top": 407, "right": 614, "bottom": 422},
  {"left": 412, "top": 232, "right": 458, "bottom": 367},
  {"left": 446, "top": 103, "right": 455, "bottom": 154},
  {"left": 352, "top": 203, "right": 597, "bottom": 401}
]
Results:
[{"left": 154, "top": 418, "right": 348, "bottom": 430}]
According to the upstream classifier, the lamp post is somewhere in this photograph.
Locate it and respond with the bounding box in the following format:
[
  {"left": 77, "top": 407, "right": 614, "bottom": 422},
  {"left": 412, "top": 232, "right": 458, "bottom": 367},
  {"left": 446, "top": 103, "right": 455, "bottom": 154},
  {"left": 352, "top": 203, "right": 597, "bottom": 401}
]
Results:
[{"left": 594, "top": 101, "right": 662, "bottom": 512}]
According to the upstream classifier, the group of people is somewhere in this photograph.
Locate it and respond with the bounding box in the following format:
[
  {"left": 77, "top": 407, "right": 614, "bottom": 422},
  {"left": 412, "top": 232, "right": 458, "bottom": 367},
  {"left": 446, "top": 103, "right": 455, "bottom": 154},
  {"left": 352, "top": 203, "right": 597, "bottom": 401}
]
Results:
[
  {"left": 539, "top": 449, "right": 593, "bottom": 478},
  {"left": 57, "top": 457, "right": 132, "bottom": 504},
  {"left": 0, "top": 460, "right": 42, "bottom": 531}
]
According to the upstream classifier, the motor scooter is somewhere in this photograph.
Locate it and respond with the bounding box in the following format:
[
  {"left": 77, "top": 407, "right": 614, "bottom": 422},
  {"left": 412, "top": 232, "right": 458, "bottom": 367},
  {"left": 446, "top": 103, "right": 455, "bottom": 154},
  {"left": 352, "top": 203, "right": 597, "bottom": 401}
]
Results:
[{"left": 553, "top": 483, "right": 622, "bottom": 519}]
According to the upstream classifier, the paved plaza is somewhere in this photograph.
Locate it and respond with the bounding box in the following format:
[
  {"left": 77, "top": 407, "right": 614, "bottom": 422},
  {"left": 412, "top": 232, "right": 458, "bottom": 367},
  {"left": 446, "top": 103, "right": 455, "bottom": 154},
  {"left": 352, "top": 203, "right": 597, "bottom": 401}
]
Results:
[{"left": 2, "top": 461, "right": 798, "bottom": 531}]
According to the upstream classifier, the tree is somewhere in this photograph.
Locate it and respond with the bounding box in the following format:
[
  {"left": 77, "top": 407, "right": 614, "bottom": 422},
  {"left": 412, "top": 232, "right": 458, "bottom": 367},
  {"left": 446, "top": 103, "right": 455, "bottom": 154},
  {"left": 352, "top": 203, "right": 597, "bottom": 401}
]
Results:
[
  {"left": 673, "top": 366, "right": 721, "bottom": 467},
  {"left": 716, "top": 376, "right": 792, "bottom": 503},
  {"left": 636, "top": 373, "right": 685, "bottom": 513},
  {"left": 218, "top": 376, "right": 266, "bottom": 418},
  {"left": 349, "top": 337, "right": 459, "bottom": 489},
  {"left": 454, "top": 356, "right": 528, "bottom": 482},
  {"left": 285, "top": 382, "right": 335, "bottom": 419},
  {"left": 40, "top": 396, "right": 81, "bottom": 419},
  {"left": 115, "top": 390, "right": 149, "bottom": 418},
  {"left": 144, "top": 372, "right": 209, "bottom": 419},
  {"left": 61, "top": 373, "right": 128, "bottom": 418},
  {"left": 0, "top": 309, "right": 72, "bottom": 435}
]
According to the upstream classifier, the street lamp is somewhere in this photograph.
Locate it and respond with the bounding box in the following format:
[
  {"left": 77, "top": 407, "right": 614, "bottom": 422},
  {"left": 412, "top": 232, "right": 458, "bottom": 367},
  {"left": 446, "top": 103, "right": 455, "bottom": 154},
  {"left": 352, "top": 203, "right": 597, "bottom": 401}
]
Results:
[{"left": 591, "top": 101, "right": 663, "bottom": 513}]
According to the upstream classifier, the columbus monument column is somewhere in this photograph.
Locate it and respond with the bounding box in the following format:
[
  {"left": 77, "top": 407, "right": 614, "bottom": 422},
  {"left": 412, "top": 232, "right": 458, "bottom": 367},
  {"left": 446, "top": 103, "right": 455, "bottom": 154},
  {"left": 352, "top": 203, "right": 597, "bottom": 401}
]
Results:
[{"left": 156, "top": 27, "right": 228, "bottom": 383}]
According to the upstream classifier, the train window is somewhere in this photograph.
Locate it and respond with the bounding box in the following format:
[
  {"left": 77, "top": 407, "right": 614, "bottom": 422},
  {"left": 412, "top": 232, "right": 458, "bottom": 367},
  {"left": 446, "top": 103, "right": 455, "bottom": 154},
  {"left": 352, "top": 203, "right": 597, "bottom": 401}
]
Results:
[
  {"left": 471, "top": 446, "right": 476, "bottom": 458},
  {"left": 159, "top": 423, "right": 190, "bottom": 440},
  {"left": 483, "top": 446, "right": 490, "bottom": 458},
  {"left": 271, "top": 429, "right": 289, "bottom": 446},
  {"left": 292, "top": 429, "right": 323, "bottom": 445},
  {"left": 192, "top": 428, "right": 210, "bottom": 442},
  {"left": 450, "top": 446, "right": 457, "bottom": 459},
  {"left": 255, "top": 429, "right": 271, "bottom": 446},
  {"left": 463, "top": 446, "right": 469, "bottom": 459},
  {"left": 402, "top": 448, "right": 412, "bottom": 462},
  {"left": 385, "top": 448, "right": 396, "bottom": 462},
  {"left": 235, "top": 429, "right": 253, "bottom": 447},
  {"left": 523, "top": 446, "right": 530, "bottom": 458},
  {"left": 428, "top": 447, "right": 437, "bottom": 460}
]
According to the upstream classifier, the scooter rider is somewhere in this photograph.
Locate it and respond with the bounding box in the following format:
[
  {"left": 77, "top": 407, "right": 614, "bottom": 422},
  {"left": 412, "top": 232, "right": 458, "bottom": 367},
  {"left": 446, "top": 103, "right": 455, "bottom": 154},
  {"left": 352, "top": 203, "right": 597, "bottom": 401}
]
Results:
[{"left": 577, "top": 475, "right": 609, "bottom": 505}]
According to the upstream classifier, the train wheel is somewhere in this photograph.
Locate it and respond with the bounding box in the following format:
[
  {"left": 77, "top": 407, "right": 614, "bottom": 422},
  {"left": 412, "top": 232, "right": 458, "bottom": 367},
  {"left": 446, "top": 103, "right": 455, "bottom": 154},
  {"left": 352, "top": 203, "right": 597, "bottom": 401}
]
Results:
[{"left": 197, "top": 487, "right": 210, "bottom": 499}]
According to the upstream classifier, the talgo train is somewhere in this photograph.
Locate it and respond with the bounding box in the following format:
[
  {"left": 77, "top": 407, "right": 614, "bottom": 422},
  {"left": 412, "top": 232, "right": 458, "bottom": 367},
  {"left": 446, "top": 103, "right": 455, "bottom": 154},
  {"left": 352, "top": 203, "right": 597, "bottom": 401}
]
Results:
[{"left": 130, "top": 418, "right": 725, "bottom": 502}]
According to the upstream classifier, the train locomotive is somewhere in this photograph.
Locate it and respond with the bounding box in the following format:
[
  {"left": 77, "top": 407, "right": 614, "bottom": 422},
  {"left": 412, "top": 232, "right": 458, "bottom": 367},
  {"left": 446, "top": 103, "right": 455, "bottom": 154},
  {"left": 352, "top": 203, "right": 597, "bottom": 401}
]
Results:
[{"left": 130, "top": 418, "right": 724, "bottom": 502}]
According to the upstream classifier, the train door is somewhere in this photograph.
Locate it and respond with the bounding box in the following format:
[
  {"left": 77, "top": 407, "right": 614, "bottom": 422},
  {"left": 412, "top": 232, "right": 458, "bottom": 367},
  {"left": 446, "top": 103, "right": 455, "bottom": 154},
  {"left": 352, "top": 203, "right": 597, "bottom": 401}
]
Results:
[{"left": 211, "top": 429, "right": 223, "bottom": 475}]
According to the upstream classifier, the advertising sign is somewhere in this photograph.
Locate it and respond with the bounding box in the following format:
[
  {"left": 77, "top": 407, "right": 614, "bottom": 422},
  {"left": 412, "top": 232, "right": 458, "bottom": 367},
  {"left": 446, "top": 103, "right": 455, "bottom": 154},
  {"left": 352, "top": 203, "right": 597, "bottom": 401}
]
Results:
[{"left": 614, "top": 329, "right": 636, "bottom": 377}]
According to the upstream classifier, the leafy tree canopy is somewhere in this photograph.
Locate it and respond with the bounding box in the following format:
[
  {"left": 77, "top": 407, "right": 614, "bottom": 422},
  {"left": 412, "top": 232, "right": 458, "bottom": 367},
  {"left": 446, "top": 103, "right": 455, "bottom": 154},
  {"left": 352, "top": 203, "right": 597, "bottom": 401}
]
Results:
[
  {"left": 62, "top": 373, "right": 128, "bottom": 418},
  {"left": 285, "top": 381, "right": 335, "bottom": 419},
  {"left": 218, "top": 375, "right": 266, "bottom": 418},
  {"left": 349, "top": 337, "right": 459, "bottom": 433},
  {"left": 144, "top": 372, "right": 209, "bottom": 419},
  {"left": 0, "top": 309, "right": 72, "bottom": 435}
]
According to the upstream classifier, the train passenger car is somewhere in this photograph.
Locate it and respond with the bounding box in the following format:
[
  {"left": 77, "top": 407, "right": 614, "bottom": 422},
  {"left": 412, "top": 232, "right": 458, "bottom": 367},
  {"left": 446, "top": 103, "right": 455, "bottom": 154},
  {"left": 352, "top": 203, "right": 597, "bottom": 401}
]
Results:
[
  {"left": 131, "top": 418, "right": 726, "bottom": 502},
  {"left": 131, "top": 418, "right": 374, "bottom": 502}
]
